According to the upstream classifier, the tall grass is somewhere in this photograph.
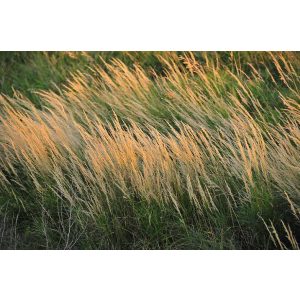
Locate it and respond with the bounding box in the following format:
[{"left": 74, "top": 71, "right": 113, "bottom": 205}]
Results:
[{"left": 0, "top": 52, "right": 299, "bottom": 249}]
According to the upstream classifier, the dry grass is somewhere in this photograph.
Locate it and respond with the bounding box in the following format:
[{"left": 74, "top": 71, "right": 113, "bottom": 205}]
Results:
[{"left": 0, "top": 52, "right": 299, "bottom": 249}]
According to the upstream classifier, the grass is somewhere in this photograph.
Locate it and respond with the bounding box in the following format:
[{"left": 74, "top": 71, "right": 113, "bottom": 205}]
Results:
[{"left": 0, "top": 51, "right": 299, "bottom": 249}]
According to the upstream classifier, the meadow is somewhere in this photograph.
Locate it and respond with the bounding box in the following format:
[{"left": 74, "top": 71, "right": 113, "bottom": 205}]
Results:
[{"left": 0, "top": 51, "right": 299, "bottom": 249}]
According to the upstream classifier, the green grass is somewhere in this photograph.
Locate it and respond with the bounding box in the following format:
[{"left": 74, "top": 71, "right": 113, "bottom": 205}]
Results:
[{"left": 0, "top": 51, "right": 299, "bottom": 249}]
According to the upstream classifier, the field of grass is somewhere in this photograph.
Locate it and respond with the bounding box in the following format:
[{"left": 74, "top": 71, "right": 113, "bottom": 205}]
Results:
[{"left": 0, "top": 51, "right": 299, "bottom": 249}]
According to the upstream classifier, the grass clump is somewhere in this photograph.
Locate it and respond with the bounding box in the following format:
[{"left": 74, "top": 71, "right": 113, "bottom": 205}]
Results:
[{"left": 0, "top": 51, "right": 299, "bottom": 249}]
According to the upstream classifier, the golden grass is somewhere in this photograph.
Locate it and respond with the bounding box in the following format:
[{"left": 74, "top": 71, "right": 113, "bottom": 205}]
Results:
[{"left": 0, "top": 52, "right": 299, "bottom": 248}]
